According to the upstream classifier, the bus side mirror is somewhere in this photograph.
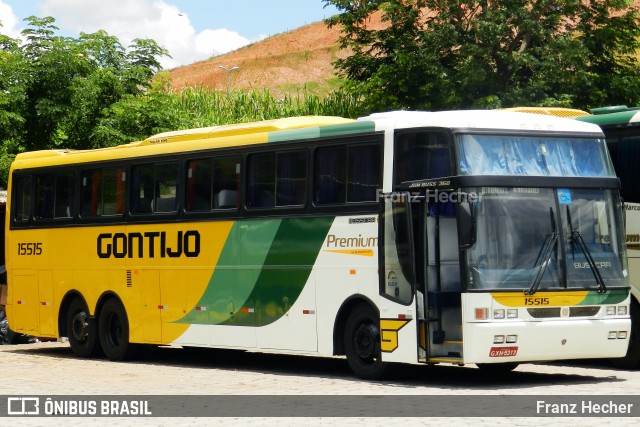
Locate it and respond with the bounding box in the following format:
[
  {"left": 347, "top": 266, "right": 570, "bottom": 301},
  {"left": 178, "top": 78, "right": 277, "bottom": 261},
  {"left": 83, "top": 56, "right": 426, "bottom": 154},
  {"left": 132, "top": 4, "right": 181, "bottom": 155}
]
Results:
[{"left": 458, "top": 201, "right": 476, "bottom": 250}]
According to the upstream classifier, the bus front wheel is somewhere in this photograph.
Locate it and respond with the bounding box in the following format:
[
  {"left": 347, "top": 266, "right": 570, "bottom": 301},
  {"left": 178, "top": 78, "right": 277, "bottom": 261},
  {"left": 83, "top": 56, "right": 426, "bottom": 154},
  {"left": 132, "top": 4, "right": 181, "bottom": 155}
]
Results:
[
  {"left": 344, "top": 303, "right": 388, "bottom": 380},
  {"left": 98, "top": 298, "right": 136, "bottom": 361},
  {"left": 66, "top": 297, "right": 101, "bottom": 358}
]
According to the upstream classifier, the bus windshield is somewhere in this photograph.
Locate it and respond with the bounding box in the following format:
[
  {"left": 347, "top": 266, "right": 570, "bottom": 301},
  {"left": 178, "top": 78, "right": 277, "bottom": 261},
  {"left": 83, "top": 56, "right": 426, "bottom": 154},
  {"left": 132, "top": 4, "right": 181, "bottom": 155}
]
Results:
[
  {"left": 466, "top": 187, "right": 628, "bottom": 291},
  {"left": 457, "top": 134, "right": 615, "bottom": 177}
]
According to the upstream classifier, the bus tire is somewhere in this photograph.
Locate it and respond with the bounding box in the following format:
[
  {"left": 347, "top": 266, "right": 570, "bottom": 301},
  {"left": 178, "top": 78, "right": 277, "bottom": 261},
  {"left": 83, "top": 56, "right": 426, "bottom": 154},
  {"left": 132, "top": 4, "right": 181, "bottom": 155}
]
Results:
[
  {"left": 476, "top": 363, "right": 519, "bottom": 374},
  {"left": 610, "top": 299, "right": 640, "bottom": 370},
  {"left": 66, "top": 297, "right": 101, "bottom": 358},
  {"left": 344, "top": 303, "right": 388, "bottom": 380},
  {"left": 98, "top": 298, "right": 136, "bottom": 361}
]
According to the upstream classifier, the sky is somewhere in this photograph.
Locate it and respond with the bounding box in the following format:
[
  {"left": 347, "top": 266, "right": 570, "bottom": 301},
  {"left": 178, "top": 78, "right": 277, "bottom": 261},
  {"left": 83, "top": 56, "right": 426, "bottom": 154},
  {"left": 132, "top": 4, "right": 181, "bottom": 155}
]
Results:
[{"left": 0, "top": 0, "right": 340, "bottom": 69}]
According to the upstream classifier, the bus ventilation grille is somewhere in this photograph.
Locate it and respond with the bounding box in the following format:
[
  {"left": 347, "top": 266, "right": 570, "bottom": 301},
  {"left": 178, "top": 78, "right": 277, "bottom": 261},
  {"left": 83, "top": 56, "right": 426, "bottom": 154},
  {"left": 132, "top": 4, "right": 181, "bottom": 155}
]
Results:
[
  {"left": 527, "top": 306, "right": 600, "bottom": 318},
  {"left": 126, "top": 270, "right": 132, "bottom": 287}
]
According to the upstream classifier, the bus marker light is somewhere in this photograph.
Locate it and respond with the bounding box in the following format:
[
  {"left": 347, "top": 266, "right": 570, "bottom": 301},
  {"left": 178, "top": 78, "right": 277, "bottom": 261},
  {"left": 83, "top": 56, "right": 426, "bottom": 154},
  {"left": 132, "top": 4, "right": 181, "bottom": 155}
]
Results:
[
  {"left": 507, "top": 309, "right": 518, "bottom": 319},
  {"left": 302, "top": 310, "right": 316, "bottom": 315},
  {"left": 195, "top": 306, "right": 207, "bottom": 311},
  {"left": 493, "top": 335, "right": 505, "bottom": 344},
  {"left": 350, "top": 269, "right": 356, "bottom": 275},
  {"left": 241, "top": 308, "right": 255, "bottom": 313},
  {"left": 475, "top": 308, "right": 489, "bottom": 320},
  {"left": 17, "top": 300, "right": 25, "bottom": 305},
  {"left": 608, "top": 331, "right": 618, "bottom": 339},
  {"left": 493, "top": 309, "right": 505, "bottom": 319},
  {"left": 41, "top": 302, "right": 50, "bottom": 306},
  {"left": 158, "top": 305, "right": 168, "bottom": 310},
  {"left": 617, "top": 331, "right": 628, "bottom": 339},
  {"left": 506, "top": 335, "right": 517, "bottom": 343},
  {"left": 606, "top": 306, "right": 616, "bottom": 315},
  {"left": 618, "top": 306, "right": 628, "bottom": 315}
]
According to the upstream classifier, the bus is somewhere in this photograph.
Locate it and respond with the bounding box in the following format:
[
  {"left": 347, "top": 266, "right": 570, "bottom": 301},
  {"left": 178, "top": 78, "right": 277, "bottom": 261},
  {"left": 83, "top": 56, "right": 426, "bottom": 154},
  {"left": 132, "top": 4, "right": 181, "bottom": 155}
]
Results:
[
  {"left": 575, "top": 106, "right": 640, "bottom": 368},
  {"left": 4, "top": 110, "right": 631, "bottom": 379}
]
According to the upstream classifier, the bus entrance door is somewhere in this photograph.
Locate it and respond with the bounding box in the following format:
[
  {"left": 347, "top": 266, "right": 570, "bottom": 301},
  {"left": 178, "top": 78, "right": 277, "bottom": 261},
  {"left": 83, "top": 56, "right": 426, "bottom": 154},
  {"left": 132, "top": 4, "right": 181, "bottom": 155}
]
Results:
[{"left": 422, "top": 192, "right": 464, "bottom": 364}]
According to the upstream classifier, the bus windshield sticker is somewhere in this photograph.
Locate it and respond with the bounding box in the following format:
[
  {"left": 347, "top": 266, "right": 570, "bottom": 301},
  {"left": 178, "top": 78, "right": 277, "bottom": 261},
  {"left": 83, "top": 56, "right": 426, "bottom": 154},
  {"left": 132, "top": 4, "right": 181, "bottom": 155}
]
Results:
[{"left": 558, "top": 188, "right": 572, "bottom": 205}]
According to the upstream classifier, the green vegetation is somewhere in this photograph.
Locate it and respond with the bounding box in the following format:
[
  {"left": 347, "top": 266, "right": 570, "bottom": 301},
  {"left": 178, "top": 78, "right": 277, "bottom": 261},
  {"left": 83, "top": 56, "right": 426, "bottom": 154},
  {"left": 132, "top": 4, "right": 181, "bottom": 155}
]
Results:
[
  {"left": 325, "top": 0, "right": 640, "bottom": 113},
  {"left": 0, "top": 17, "right": 361, "bottom": 187}
]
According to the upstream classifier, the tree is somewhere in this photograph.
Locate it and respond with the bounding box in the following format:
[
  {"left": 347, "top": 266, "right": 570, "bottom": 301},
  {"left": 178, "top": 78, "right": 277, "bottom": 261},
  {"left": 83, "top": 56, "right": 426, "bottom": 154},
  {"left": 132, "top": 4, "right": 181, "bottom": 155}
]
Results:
[
  {"left": 324, "top": 0, "right": 640, "bottom": 112},
  {"left": 0, "top": 16, "right": 168, "bottom": 152}
]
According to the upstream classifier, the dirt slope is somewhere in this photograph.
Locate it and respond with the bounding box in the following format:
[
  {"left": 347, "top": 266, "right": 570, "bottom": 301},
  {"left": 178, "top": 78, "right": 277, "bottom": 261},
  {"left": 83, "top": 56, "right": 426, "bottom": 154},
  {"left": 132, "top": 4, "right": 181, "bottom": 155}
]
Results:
[{"left": 168, "top": 20, "right": 346, "bottom": 97}]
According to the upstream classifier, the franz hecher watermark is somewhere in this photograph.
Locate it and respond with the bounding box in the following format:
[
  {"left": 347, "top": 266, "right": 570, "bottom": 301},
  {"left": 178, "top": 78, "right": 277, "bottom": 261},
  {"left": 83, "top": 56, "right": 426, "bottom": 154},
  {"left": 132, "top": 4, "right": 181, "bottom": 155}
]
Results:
[{"left": 377, "top": 189, "right": 481, "bottom": 204}]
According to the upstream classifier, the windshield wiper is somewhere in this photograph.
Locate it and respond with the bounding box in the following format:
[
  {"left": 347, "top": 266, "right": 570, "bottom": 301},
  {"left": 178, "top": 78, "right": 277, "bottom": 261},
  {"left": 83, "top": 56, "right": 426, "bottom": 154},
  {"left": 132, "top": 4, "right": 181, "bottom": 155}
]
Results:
[
  {"left": 525, "top": 207, "right": 558, "bottom": 295},
  {"left": 566, "top": 206, "right": 607, "bottom": 293}
]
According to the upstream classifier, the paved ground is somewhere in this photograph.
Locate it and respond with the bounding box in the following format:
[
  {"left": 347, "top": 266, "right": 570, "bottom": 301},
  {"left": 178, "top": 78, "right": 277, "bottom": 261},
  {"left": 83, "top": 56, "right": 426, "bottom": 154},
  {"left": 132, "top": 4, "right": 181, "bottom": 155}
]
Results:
[{"left": 1, "top": 341, "right": 639, "bottom": 426}]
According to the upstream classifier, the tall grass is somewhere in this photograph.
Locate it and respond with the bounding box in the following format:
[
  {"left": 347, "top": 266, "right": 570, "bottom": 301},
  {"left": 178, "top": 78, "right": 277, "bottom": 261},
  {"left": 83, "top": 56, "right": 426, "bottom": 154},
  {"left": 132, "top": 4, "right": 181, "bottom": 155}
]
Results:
[{"left": 170, "top": 86, "right": 364, "bottom": 130}]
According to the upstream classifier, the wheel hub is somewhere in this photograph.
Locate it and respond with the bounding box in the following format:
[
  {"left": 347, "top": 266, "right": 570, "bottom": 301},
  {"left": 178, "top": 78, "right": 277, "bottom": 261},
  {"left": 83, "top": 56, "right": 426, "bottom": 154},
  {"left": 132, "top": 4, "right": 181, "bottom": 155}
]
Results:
[
  {"left": 354, "top": 322, "right": 379, "bottom": 360},
  {"left": 71, "top": 311, "right": 88, "bottom": 342}
]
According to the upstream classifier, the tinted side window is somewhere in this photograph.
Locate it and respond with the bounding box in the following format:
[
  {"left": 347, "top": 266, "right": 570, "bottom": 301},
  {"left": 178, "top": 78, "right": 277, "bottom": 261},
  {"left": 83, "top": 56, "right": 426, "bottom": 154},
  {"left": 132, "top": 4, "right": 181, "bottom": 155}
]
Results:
[
  {"left": 315, "top": 143, "right": 381, "bottom": 205},
  {"left": 394, "top": 131, "right": 452, "bottom": 187},
  {"left": 186, "top": 156, "right": 240, "bottom": 211},
  {"left": 247, "top": 151, "right": 307, "bottom": 209},
  {"left": 81, "top": 167, "right": 125, "bottom": 218},
  {"left": 54, "top": 172, "right": 76, "bottom": 218},
  {"left": 12, "top": 175, "right": 32, "bottom": 222},
  {"left": 131, "top": 162, "right": 179, "bottom": 214},
  {"left": 34, "top": 174, "right": 55, "bottom": 220},
  {"left": 276, "top": 151, "right": 307, "bottom": 206},
  {"left": 247, "top": 153, "right": 275, "bottom": 209},
  {"left": 348, "top": 144, "right": 381, "bottom": 203}
]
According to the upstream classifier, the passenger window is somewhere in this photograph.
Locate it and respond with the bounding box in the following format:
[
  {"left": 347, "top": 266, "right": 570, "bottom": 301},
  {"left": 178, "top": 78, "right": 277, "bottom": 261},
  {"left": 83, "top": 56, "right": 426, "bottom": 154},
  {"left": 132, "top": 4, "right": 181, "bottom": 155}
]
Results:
[
  {"left": 131, "top": 162, "right": 179, "bottom": 214},
  {"left": 186, "top": 156, "right": 240, "bottom": 211},
  {"left": 348, "top": 144, "right": 381, "bottom": 202},
  {"left": 81, "top": 167, "right": 125, "bottom": 217},
  {"left": 12, "top": 175, "right": 32, "bottom": 222},
  {"left": 247, "top": 151, "right": 307, "bottom": 209},
  {"left": 276, "top": 151, "right": 307, "bottom": 206},
  {"left": 34, "top": 174, "right": 55, "bottom": 220},
  {"left": 54, "top": 172, "right": 76, "bottom": 218},
  {"left": 315, "top": 143, "right": 381, "bottom": 205}
]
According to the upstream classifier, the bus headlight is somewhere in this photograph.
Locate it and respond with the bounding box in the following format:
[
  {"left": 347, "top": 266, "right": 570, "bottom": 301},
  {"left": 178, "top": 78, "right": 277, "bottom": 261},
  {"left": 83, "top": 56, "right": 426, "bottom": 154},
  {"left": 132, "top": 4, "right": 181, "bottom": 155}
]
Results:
[
  {"left": 507, "top": 309, "right": 518, "bottom": 319},
  {"left": 617, "top": 331, "right": 628, "bottom": 340},
  {"left": 618, "top": 306, "right": 628, "bottom": 316},
  {"left": 506, "top": 335, "right": 518, "bottom": 343},
  {"left": 493, "top": 335, "right": 505, "bottom": 344},
  {"left": 606, "top": 306, "right": 616, "bottom": 316},
  {"left": 493, "top": 309, "right": 505, "bottom": 319}
]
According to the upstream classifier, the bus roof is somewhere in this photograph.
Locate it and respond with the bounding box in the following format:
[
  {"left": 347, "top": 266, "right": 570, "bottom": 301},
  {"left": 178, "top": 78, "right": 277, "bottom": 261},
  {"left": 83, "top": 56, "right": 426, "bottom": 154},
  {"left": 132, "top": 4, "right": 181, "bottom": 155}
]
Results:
[
  {"left": 576, "top": 106, "right": 640, "bottom": 127},
  {"left": 142, "top": 115, "right": 355, "bottom": 144},
  {"left": 11, "top": 116, "right": 366, "bottom": 169},
  {"left": 501, "top": 106, "right": 590, "bottom": 118},
  {"left": 360, "top": 110, "right": 603, "bottom": 134}
]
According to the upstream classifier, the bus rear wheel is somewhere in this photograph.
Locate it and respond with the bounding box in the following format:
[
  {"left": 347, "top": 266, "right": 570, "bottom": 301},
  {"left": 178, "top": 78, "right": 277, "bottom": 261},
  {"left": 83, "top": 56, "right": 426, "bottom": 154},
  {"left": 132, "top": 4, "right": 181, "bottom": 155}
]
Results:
[
  {"left": 98, "top": 298, "right": 136, "bottom": 361},
  {"left": 344, "top": 303, "right": 388, "bottom": 380},
  {"left": 66, "top": 297, "right": 101, "bottom": 358}
]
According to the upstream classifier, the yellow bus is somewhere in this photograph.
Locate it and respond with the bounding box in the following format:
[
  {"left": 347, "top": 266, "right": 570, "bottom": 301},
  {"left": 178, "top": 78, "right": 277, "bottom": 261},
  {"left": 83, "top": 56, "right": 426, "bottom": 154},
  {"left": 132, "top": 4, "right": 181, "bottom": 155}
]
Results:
[{"left": 5, "top": 111, "right": 631, "bottom": 379}]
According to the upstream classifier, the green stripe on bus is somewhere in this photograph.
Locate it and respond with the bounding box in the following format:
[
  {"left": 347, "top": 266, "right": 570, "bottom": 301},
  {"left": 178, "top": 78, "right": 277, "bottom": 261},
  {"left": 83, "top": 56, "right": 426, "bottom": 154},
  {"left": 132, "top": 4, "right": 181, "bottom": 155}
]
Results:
[
  {"left": 178, "top": 219, "right": 282, "bottom": 325},
  {"left": 179, "top": 216, "right": 334, "bottom": 326},
  {"left": 576, "top": 111, "right": 639, "bottom": 127},
  {"left": 578, "top": 289, "right": 628, "bottom": 305},
  {"left": 267, "top": 121, "right": 376, "bottom": 143},
  {"left": 222, "top": 216, "right": 334, "bottom": 326}
]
